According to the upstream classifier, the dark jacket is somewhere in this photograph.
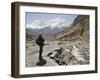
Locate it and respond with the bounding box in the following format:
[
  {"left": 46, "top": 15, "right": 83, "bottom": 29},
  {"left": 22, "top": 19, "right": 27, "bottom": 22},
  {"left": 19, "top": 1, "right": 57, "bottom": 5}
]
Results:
[{"left": 36, "top": 35, "right": 45, "bottom": 46}]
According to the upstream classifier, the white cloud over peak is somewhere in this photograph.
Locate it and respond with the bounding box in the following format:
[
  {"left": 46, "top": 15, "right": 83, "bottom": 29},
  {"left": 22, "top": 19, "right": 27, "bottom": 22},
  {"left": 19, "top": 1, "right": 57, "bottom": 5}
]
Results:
[
  {"left": 26, "top": 20, "right": 44, "bottom": 29},
  {"left": 45, "top": 18, "right": 67, "bottom": 29},
  {"left": 26, "top": 18, "right": 68, "bottom": 29}
]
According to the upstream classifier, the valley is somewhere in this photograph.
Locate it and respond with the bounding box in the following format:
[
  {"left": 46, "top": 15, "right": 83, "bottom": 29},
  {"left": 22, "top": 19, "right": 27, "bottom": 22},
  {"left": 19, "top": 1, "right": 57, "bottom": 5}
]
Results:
[{"left": 25, "top": 15, "right": 90, "bottom": 67}]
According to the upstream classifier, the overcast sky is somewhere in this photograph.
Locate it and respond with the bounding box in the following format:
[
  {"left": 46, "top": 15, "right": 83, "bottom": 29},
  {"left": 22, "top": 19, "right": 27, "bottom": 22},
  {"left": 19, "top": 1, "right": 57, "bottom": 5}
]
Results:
[{"left": 25, "top": 12, "right": 78, "bottom": 29}]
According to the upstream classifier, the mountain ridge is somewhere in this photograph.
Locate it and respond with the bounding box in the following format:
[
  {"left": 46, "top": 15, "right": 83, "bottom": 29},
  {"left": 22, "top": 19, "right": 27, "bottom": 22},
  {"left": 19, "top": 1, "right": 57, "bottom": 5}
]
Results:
[{"left": 55, "top": 15, "right": 89, "bottom": 42}]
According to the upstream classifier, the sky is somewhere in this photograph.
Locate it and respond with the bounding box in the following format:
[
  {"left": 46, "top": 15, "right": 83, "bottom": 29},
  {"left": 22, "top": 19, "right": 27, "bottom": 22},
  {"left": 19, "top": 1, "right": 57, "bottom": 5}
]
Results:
[{"left": 25, "top": 12, "right": 78, "bottom": 29}]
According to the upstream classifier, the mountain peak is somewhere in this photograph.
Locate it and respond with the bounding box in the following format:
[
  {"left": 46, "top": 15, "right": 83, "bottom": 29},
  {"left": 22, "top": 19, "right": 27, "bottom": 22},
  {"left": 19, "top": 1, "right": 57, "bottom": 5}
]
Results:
[{"left": 26, "top": 18, "right": 68, "bottom": 29}]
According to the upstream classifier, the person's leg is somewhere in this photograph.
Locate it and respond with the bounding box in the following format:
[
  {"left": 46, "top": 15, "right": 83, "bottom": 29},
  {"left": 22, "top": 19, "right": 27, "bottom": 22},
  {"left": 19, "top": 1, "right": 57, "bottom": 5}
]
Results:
[{"left": 39, "top": 46, "right": 43, "bottom": 60}]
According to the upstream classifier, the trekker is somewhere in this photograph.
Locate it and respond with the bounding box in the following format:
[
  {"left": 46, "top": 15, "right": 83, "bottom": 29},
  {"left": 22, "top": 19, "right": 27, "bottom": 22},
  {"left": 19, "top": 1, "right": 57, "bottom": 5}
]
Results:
[{"left": 36, "top": 34, "right": 45, "bottom": 61}]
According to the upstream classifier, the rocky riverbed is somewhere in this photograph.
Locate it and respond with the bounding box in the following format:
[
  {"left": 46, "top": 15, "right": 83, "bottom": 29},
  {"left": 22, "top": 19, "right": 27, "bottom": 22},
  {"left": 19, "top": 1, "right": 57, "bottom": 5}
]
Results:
[
  {"left": 26, "top": 40, "right": 89, "bottom": 67},
  {"left": 47, "top": 41, "right": 89, "bottom": 66}
]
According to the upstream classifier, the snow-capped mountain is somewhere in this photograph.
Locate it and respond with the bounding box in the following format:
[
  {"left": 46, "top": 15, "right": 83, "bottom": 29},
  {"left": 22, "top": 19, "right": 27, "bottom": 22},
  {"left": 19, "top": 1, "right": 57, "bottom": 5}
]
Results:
[{"left": 26, "top": 18, "right": 68, "bottom": 35}]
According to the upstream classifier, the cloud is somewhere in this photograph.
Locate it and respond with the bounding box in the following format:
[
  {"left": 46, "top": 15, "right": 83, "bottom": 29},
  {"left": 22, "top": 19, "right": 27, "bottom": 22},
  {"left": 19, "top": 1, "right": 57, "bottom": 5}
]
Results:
[
  {"left": 26, "top": 18, "right": 68, "bottom": 29},
  {"left": 45, "top": 18, "right": 67, "bottom": 29},
  {"left": 26, "top": 20, "right": 44, "bottom": 29}
]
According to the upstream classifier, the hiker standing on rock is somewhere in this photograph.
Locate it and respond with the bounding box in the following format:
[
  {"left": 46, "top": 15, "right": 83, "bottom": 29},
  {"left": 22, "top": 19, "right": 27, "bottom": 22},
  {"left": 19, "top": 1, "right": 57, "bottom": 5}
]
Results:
[{"left": 36, "top": 34, "right": 45, "bottom": 61}]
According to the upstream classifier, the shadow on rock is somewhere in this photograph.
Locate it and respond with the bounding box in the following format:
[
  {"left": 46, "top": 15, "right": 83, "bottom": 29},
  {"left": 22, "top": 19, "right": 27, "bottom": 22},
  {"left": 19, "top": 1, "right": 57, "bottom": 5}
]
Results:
[{"left": 36, "top": 58, "right": 47, "bottom": 66}]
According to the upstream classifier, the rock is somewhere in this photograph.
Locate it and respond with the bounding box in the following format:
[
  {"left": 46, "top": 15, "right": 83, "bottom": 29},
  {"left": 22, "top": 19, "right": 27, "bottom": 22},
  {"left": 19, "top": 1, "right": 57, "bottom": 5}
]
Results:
[{"left": 47, "top": 40, "right": 89, "bottom": 66}]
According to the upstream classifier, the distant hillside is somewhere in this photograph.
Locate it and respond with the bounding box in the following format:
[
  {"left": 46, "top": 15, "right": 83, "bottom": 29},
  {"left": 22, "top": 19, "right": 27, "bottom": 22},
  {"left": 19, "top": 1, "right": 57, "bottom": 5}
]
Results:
[
  {"left": 26, "top": 28, "right": 36, "bottom": 41},
  {"left": 56, "top": 15, "right": 89, "bottom": 42},
  {"left": 26, "top": 26, "right": 66, "bottom": 40},
  {"left": 27, "top": 26, "right": 65, "bottom": 35}
]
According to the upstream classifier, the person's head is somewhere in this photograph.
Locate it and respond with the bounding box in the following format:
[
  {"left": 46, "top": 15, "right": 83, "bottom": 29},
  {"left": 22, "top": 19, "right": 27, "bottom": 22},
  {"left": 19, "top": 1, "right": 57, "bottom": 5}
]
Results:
[{"left": 39, "top": 34, "right": 42, "bottom": 37}]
